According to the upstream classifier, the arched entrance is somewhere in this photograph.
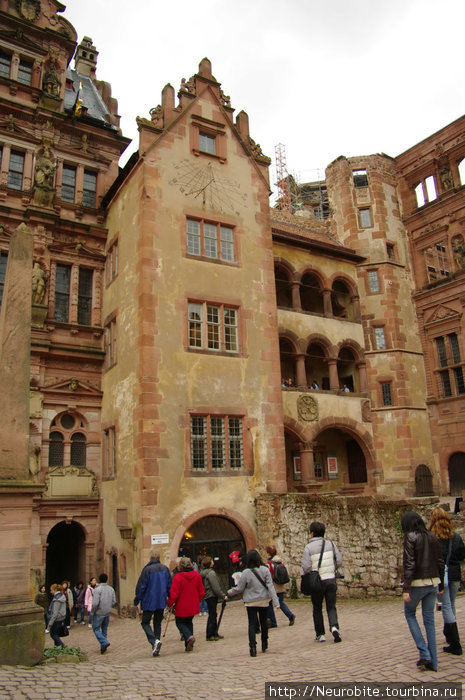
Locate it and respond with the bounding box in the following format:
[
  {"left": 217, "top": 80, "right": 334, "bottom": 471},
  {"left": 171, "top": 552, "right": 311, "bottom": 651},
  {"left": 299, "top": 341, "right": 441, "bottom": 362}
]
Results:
[
  {"left": 448, "top": 452, "right": 465, "bottom": 495},
  {"left": 46, "top": 521, "right": 85, "bottom": 588},
  {"left": 180, "top": 516, "right": 245, "bottom": 590}
]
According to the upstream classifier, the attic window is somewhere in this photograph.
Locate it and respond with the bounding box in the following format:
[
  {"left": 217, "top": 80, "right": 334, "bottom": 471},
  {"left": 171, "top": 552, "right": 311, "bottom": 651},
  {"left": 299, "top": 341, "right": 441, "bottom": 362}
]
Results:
[
  {"left": 199, "top": 133, "right": 216, "bottom": 155},
  {"left": 66, "top": 78, "right": 74, "bottom": 90}
]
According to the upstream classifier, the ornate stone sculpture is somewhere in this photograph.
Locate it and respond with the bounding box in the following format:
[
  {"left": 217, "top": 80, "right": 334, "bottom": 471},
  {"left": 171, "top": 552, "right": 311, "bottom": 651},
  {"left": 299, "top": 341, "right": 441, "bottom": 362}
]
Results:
[
  {"left": 440, "top": 166, "right": 454, "bottom": 191},
  {"left": 297, "top": 394, "right": 318, "bottom": 422},
  {"left": 180, "top": 76, "right": 195, "bottom": 94},
  {"left": 149, "top": 105, "right": 163, "bottom": 128},
  {"left": 32, "top": 144, "right": 57, "bottom": 207},
  {"left": 42, "top": 58, "right": 61, "bottom": 97},
  {"left": 219, "top": 88, "right": 231, "bottom": 107},
  {"left": 31, "top": 262, "right": 49, "bottom": 305},
  {"left": 453, "top": 237, "right": 465, "bottom": 270}
]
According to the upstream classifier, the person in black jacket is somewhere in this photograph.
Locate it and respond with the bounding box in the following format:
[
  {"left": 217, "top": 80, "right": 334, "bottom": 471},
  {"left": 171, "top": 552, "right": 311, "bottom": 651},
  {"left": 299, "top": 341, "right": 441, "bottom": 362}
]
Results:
[
  {"left": 429, "top": 507, "right": 465, "bottom": 656},
  {"left": 401, "top": 511, "right": 444, "bottom": 672}
]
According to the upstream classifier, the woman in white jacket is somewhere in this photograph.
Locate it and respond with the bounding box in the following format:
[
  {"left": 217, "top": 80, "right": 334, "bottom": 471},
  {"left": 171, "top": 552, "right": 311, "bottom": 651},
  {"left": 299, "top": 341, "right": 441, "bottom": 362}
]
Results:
[
  {"left": 226, "top": 549, "right": 279, "bottom": 657},
  {"left": 302, "top": 521, "right": 343, "bottom": 643}
]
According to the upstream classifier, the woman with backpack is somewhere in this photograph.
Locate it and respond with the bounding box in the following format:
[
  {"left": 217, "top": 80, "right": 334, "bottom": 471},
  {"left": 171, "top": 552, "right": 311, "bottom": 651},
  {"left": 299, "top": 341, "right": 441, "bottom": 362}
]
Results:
[
  {"left": 266, "top": 545, "right": 295, "bottom": 627},
  {"left": 226, "top": 549, "right": 279, "bottom": 657}
]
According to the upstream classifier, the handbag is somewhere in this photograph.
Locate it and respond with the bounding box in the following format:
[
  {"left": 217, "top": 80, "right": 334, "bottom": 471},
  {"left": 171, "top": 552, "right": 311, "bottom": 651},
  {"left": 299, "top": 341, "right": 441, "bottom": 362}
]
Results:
[{"left": 301, "top": 540, "right": 325, "bottom": 596}]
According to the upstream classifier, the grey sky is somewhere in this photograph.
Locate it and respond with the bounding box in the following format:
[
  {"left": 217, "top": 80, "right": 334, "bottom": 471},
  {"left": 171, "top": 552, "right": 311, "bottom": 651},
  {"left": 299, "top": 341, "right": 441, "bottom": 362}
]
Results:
[{"left": 64, "top": 0, "right": 464, "bottom": 189}]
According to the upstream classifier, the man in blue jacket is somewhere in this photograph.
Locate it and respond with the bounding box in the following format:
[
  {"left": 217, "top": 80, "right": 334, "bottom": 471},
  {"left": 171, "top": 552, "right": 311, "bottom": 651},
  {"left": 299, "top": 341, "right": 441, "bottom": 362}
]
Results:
[{"left": 134, "top": 550, "right": 172, "bottom": 656}]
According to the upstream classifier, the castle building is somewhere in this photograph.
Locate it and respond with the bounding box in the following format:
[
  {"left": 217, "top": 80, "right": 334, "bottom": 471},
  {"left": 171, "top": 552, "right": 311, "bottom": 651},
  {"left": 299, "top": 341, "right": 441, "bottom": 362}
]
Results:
[{"left": 0, "top": 0, "right": 464, "bottom": 620}]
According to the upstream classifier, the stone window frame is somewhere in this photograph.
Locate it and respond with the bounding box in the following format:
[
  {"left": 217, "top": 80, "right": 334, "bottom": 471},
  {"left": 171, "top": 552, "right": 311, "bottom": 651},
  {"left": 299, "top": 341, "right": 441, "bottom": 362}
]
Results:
[
  {"left": 186, "top": 217, "right": 236, "bottom": 264},
  {"left": 423, "top": 240, "right": 450, "bottom": 284},
  {"left": 190, "top": 114, "right": 227, "bottom": 163},
  {"left": 58, "top": 161, "right": 101, "bottom": 208},
  {"left": 434, "top": 332, "right": 465, "bottom": 399},
  {"left": 188, "top": 413, "right": 246, "bottom": 474},
  {"left": 51, "top": 261, "right": 98, "bottom": 326},
  {"left": 386, "top": 242, "right": 396, "bottom": 261},
  {"left": 106, "top": 236, "right": 118, "bottom": 286},
  {"left": 373, "top": 325, "right": 387, "bottom": 351},
  {"left": 7, "top": 149, "right": 25, "bottom": 190},
  {"left": 353, "top": 169, "right": 368, "bottom": 188},
  {"left": 379, "top": 380, "right": 393, "bottom": 407},
  {"left": 104, "top": 312, "right": 117, "bottom": 370},
  {"left": 102, "top": 423, "right": 117, "bottom": 479},
  {"left": 358, "top": 206, "right": 372, "bottom": 229},
  {"left": 366, "top": 268, "right": 381, "bottom": 294}
]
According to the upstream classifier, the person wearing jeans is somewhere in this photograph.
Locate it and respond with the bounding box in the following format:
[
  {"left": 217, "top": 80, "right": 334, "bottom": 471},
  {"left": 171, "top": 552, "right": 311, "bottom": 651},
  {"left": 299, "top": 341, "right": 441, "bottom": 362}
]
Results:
[
  {"left": 134, "top": 551, "right": 172, "bottom": 657},
  {"left": 167, "top": 557, "right": 205, "bottom": 653},
  {"left": 91, "top": 573, "right": 116, "bottom": 654},
  {"left": 401, "top": 511, "right": 444, "bottom": 671},
  {"left": 266, "top": 547, "right": 295, "bottom": 627}
]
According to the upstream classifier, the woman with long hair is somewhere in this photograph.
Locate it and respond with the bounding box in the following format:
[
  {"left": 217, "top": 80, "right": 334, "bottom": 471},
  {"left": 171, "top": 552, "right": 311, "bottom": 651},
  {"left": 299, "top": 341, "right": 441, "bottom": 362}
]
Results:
[
  {"left": 46, "top": 583, "right": 67, "bottom": 647},
  {"left": 226, "top": 549, "right": 279, "bottom": 657},
  {"left": 401, "top": 511, "right": 444, "bottom": 671},
  {"left": 428, "top": 507, "right": 465, "bottom": 656}
]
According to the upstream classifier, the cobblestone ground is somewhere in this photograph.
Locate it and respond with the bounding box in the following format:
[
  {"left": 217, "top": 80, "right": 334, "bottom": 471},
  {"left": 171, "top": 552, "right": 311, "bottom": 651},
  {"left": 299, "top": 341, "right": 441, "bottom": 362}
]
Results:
[{"left": 1, "top": 595, "right": 464, "bottom": 699}]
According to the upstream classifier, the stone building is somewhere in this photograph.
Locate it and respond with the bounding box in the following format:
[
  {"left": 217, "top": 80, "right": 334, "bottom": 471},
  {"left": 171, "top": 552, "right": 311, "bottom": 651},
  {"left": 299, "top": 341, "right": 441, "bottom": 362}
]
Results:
[{"left": 0, "top": 0, "right": 464, "bottom": 623}]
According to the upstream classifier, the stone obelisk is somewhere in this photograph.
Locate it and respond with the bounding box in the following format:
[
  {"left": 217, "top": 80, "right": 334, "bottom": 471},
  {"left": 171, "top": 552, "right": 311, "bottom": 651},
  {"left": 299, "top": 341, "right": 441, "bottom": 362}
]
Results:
[{"left": 0, "top": 223, "right": 44, "bottom": 665}]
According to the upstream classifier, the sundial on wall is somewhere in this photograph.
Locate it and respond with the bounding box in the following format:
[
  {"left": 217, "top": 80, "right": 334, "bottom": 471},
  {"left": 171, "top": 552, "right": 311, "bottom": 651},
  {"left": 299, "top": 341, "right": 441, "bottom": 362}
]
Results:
[{"left": 169, "top": 159, "right": 247, "bottom": 215}]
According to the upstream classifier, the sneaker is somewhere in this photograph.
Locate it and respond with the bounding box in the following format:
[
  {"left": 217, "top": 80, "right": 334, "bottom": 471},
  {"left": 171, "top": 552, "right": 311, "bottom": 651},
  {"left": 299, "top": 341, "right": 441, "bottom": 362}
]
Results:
[
  {"left": 152, "top": 640, "right": 162, "bottom": 657},
  {"left": 289, "top": 614, "right": 296, "bottom": 627},
  {"left": 185, "top": 635, "right": 195, "bottom": 652},
  {"left": 81, "top": 621, "right": 85, "bottom": 625},
  {"left": 88, "top": 624, "right": 92, "bottom": 629},
  {"left": 331, "top": 626, "right": 342, "bottom": 643},
  {"left": 315, "top": 634, "right": 326, "bottom": 642},
  {"left": 45, "top": 629, "right": 49, "bottom": 634}
]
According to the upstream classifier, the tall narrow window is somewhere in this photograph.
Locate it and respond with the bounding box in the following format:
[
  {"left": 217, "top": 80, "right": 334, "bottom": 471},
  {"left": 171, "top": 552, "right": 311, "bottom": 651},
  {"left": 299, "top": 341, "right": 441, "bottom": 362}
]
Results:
[
  {"left": 17, "top": 59, "right": 32, "bottom": 86},
  {"left": 228, "top": 417, "right": 243, "bottom": 469},
  {"left": 107, "top": 240, "right": 118, "bottom": 284},
  {"left": 374, "top": 327, "right": 386, "bottom": 350},
  {"left": 381, "top": 382, "right": 392, "bottom": 406},
  {"left": 105, "top": 317, "right": 117, "bottom": 368},
  {"left": 104, "top": 426, "right": 116, "bottom": 478},
  {"left": 61, "top": 165, "right": 76, "bottom": 202},
  {"left": 83, "top": 170, "right": 97, "bottom": 207},
  {"left": 220, "top": 226, "right": 234, "bottom": 261},
  {"left": 210, "top": 417, "right": 225, "bottom": 469},
  {"left": 359, "top": 208, "right": 372, "bottom": 228},
  {"left": 78, "top": 268, "right": 93, "bottom": 325},
  {"left": 449, "top": 333, "right": 461, "bottom": 364},
  {"left": 207, "top": 304, "right": 220, "bottom": 350},
  {"left": 454, "top": 367, "right": 465, "bottom": 395},
  {"left": 7, "top": 151, "right": 24, "bottom": 190},
  {"left": 368, "top": 270, "right": 380, "bottom": 293},
  {"left": 49, "top": 431, "right": 64, "bottom": 466},
  {"left": 190, "top": 415, "right": 244, "bottom": 472},
  {"left": 436, "top": 337, "right": 447, "bottom": 367},
  {"left": 188, "top": 303, "right": 203, "bottom": 348},
  {"left": 54, "top": 264, "right": 71, "bottom": 322},
  {"left": 187, "top": 220, "right": 201, "bottom": 255},
  {"left": 0, "top": 252, "right": 7, "bottom": 307},
  {"left": 70, "top": 432, "right": 86, "bottom": 466},
  {"left": 440, "top": 370, "right": 452, "bottom": 398},
  {"left": 224, "top": 307, "right": 238, "bottom": 352},
  {"left": 191, "top": 416, "right": 207, "bottom": 469}
]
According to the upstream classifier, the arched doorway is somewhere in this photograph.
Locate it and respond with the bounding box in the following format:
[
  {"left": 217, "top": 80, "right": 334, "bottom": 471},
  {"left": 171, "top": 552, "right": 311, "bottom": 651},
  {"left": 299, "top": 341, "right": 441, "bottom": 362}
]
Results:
[
  {"left": 415, "top": 464, "right": 434, "bottom": 496},
  {"left": 46, "top": 521, "right": 85, "bottom": 588},
  {"left": 448, "top": 452, "right": 465, "bottom": 495},
  {"left": 180, "top": 516, "right": 245, "bottom": 589}
]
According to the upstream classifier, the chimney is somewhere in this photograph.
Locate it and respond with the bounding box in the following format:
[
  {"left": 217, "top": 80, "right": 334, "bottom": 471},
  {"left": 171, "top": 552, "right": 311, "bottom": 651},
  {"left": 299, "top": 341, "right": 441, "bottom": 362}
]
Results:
[{"left": 74, "top": 36, "right": 98, "bottom": 78}]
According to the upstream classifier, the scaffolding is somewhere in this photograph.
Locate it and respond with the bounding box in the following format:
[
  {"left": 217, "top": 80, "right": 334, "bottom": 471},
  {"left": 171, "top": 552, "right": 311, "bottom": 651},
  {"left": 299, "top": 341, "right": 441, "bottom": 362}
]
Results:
[
  {"left": 274, "top": 143, "right": 290, "bottom": 212},
  {"left": 274, "top": 144, "right": 329, "bottom": 219}
]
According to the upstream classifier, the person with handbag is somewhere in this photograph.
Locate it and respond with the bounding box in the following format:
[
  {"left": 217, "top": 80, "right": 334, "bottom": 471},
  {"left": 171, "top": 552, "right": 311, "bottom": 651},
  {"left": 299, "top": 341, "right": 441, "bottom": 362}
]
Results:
[
  {"left": 428, "top": 507, "right": 465, "bottom": 656},
  {"left": 46, "top": 583, "right": 67, "bottom": 647},
  {"left": 301, "top": 521, "right": 343, "bottom": 643},
  {"left": 225, "top": 549, "right": 280, "bottom": 657}
]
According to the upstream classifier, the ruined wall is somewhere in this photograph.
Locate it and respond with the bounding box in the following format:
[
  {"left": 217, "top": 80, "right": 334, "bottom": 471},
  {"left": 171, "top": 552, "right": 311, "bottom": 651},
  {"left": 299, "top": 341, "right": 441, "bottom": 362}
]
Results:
[{"left": 256, "top": 494, "right": 465, "bottom": 597}]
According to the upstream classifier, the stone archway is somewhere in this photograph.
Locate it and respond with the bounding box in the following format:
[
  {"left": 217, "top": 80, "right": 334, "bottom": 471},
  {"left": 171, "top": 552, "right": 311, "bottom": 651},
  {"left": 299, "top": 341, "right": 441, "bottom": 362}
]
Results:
[{"left": 46, "top": 520, "right": 86, "bottom": 588}]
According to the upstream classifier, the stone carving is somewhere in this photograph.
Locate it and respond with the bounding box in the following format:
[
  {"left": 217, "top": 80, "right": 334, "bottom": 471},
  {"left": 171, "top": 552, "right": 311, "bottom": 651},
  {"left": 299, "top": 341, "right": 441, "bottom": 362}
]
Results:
[
  {"left": 362, "top": 400, "right": 372, "bottom": 422},
  {"left": 219, "top": 88, "right": 231, "bottom": 107},
  {"left": 16, "top": 0, "right": 40, "bottom": 21},
  {"left": 149, "top": 105, "right": 163, "bottom": 128},
  {"left": 69, "top": 378, "right": 79, "bottom": 391},
  {"left": 45, "top": 464, "right": 98, "bottom": 499},
  {"left": 28, "top": 440, "right": 40, "bottom": 477},
  {"left": 297, "top": 394, "right": 318, "bottom": 422},
  {"left": 453, "top": 237, "right": 465, "bottom": 270},
  {"left": 31, "top": 262, "right": 49, "bottom": 304},
  {"left": 440, "top": 166, "right": 454, "bottom": 191},
  {"left": 42, "top": 57, "right": 61, "bottom": 97},
  {"left": 32, "top": 144, "right": 57, "bottom": 207},
  {"left": 180, "top": 76, "right": 195, "bottom": 94}
]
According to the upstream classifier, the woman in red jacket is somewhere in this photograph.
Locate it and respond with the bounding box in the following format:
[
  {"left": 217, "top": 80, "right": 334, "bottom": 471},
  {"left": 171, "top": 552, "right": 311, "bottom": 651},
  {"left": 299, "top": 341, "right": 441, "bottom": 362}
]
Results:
[{"left": 167, "top": 557, "right": 204, "bottom": 652}]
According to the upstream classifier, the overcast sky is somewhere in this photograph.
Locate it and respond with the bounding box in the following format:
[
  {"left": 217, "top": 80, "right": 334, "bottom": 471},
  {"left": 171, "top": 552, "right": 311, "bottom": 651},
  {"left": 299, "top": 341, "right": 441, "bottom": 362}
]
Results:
[{"left": 64, "top": 0, "right": 464, "bottom": 190}]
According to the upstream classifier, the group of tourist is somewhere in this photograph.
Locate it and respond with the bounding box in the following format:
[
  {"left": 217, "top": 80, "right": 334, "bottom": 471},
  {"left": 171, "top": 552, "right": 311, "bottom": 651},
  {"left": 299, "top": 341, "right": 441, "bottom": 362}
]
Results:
[
  {"left": 36, "top": 574, "right": 116, "bottom": 654},
  {"left": 37, "top": 506, "right": 464, "bottom": 668}
]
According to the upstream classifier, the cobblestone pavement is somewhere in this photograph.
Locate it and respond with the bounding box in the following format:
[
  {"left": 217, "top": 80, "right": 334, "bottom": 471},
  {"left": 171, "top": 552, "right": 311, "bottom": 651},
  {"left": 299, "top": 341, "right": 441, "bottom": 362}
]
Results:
[{"left": 1, "top": 595, "right": 464, "bottom": 699}]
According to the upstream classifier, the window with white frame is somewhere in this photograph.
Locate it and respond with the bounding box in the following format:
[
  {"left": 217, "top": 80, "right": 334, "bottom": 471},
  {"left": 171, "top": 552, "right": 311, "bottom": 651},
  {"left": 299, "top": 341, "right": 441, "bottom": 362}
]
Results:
[
  {"left": 190, "top": 415, "right": 244, "bottom": 471},
  {"left": 199, "top": 133, "right": 216, "bottom": 155},
  {"left": 105, "top": 316, "right": 117, "bottom": 368},
  {"left": 188, "top": 301, "right": 238, "bottom": 353},
  {"left": 186, "top": 218, "right": 235, "bottom": 262},
  {"left": 107, "top": 239, "right": 118, "bottom": 284}
]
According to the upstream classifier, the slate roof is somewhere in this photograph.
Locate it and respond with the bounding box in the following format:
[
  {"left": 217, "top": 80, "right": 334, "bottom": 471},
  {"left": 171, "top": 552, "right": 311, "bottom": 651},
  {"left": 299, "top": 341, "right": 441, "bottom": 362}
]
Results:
[{"left": 64, "top": 68, "right": 116, "bottom": 129}]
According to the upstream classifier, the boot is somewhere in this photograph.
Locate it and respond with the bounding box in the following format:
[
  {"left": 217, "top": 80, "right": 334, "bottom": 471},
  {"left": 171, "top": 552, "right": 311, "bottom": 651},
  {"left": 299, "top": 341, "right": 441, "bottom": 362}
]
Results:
[
  {"left": 443, "top": 622, "right": 463, "bottom": 656},
  {"left": 261, "top": 638, "right": 268, "bottom": 653},
  {"left": 249, "top": 643, "right": 257, "bottom": 657}
]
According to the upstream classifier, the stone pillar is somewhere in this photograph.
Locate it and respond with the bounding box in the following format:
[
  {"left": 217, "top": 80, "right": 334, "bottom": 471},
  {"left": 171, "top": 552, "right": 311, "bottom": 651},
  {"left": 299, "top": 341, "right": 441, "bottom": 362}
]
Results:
[
  {"left": 358, "top": 362, "right": 368, "bottom": 392},
  {"left": 291, "top": 282, "right": 301, "bottom": 311},
  {"left": 352, "top": 295, "right": 361, "bottom": 322},
  {"left": 328, "top": 358, "right": 339, "bottom": 390},
  {"left": 296, "top": 354, "right": 307, "bottom": 387},
  {"left": 0, "top": 222, "right": 44, "bottom": 666},
  {"left": 299, "top": 441, "right": 315, "bottom": 485},
  {"left": 323, "top": 288, "right": 332, "bottom": 317}
]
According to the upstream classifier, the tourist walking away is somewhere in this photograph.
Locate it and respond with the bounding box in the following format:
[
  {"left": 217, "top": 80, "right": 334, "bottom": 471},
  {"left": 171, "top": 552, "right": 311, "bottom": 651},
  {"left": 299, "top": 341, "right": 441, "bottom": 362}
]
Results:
[
  {"left": 401, "top": 510, "right": 444, "bottom": 671},
  {"left": 34, "top": 584, "right": 49, "bottom": 627},
  {"left": 134, "top": 550, "right": 172, "bottom": 656},
  {"left": 46, "top": 583, "right": 67, "bottom": 647},
  {"left": 73, "top": 581, "right": 86, "bottom": 624},
  {"left": 167, "top": 556, "right": 204, "bottom": 652},
  {"left": 428, "top": 507, "right": 465, "bottom": 656},
  {"left": 302, "top": 521, "right": 343, "bottom": 643},
  {"left": 85, "top": 577, "right": 97, "bottom": 628},
  {"left": 61, "top": 580, "right": 73, "bottom": 629},
  {"left": 226, "top": 548, "right": 279, "bottom": 657},
  {"left": 200, "top": 556, "right": 226, "bottom": 641},
  {"left": 91, "top": 573, "right": 116, "bottom": 654},
  {"left": 266, "top": 545, "right": 295, "bottom": 627}
]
